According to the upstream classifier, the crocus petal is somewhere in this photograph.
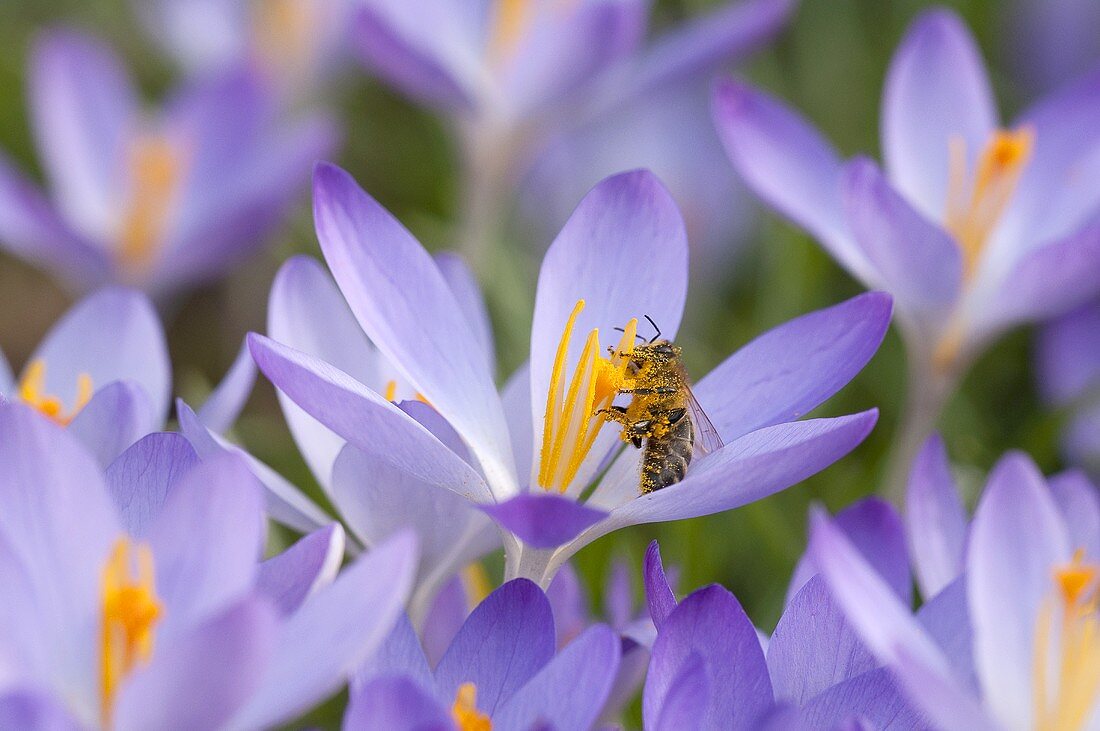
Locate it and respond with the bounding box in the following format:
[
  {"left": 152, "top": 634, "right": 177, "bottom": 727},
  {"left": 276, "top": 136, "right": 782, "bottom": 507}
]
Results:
[
  {"left": 916, "top": 578, "right": 978, "bottom": 695},
  {"left": 313, "top": 163, "right": 516, "bottom": 496},
  {"left": 649, "top": 652, "right": 709, "bottom": 731},
  {"left": 248, "top": 333, "right": 492, "bottom": 502},
  {"left": 481, "top": 493, "right": 608, "bottom": 550},
  {"left": 767, "top": 575, "right": 875, "bottom": 705},
  {"left": 906, "top": 435, "right": 968, "bottom": 599},
  {"left": 797, "top": 667, "right": 924, "bottom": 730},
  {"left": 29, "top": 29, "right": 137, "bottom": 239},
  {"left": 66, "top": 380, "right": 156, "bottom": 468},
  {"left": 502, "top": 364, "right": 533, "bottom": 483},
  {"left": 644, "top": 585, "right": 772, "bottom": 730},
  {"left": 694, "top": 292, "right": 891, "bottom": 441},
  {"left": 256, "top": 524, "right": 346, "bottom": 616},
  {"left": 0, "top": 691, "right": 83, "bottom": 731},
  {"left": 644, "top": 541, "right": 676, "bottom": 632},
  {"left": 435, "top": 252, "right": 494, "bottom": 374},
  {"left": 148, "top": 454, "right": 265, "bottom": 637},
  {"left": 1048, "top": 470, "right": 1100, "bottom": 559},
  {"left": 28, "top": 287, "right": 171, "bottom": 424},
  {"left": 967, "top": 453, "right": 1073, "bottom": 729},
  {"left": 344, "top": 675, "right": 454, "bottom": 731},
  {"left": 494, "top": 624, "right": 622, "bottom": 731},
  {"left": 105, "top": 432, "right": 199, "bottom": 538},
  {"left": 434, "top": 579, "right": 556, "bottom": 716},
  {"left": 0, "top": 347, "right": 11, "bottom": 395},
  {"left": 229, "top": 531, "right": 420, "bottom": 730},
  {"left": 196, "top": 338, "right": 256, "bottom": 435},
  {"left": 881, "top": 8, "right": 997, "bottom": 220},
  {"left": 547, "top": 563, "right": 588, "bottom": 647},
  {"left": 422, "top": 578, "right": 471, "bottom": 670},
  {"left": 712, "top": 79, "right": 873, "bottom": 281},
  {"left": 355, "top": 613, "right": 434, "bottom": 691},
  {"left": 841, "top": 158, "right": 961, "bottom": 317},
  {"left": 1037, "top": 301, "right": 1100, "bottom": 406},
  {"left": 114, "top": 597, "right": 277, "bottom": 731}
]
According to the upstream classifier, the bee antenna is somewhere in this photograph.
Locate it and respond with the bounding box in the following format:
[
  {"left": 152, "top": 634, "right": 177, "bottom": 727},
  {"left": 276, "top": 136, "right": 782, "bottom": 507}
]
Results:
[
  {"left": 644, "top": 314, "right": 661, "bottom": 343},
  {"left": 613, "top": 325, "right": 648, "bottom": 343}
]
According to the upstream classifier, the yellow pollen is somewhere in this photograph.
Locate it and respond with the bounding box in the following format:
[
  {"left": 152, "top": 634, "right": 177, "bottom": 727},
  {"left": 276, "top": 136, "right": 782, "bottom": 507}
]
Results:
[
  {"left": 461, "top": 563, "right": 492, "bottom": 610},
  {"left": 17, "top": 359, "right": 92, "bottom": 426},
  {"left": 452, "top": 683, "right": 492, "bottom": 731},
  {"left": 944, "top": 126, "right": 1035, "bottom": 279},
  {"left": 117, "top": 135, "right": 182, "bottom": 277},
  {"left": 537, "top": 300, "right": 637, "bottom": 494},
  {"left": 1034, "top": 549, "right": 1100, "bottom": 731},
  {"left": 382, "top": 379, "right": 431, "bottom": 405},
  {"left": 100, "top": 538, "right": 162, "bottom": 728}
]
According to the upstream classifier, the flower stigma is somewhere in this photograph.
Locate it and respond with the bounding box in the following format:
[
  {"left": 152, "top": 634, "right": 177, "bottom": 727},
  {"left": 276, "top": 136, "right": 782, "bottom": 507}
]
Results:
[
  {"left": 1034, "top": 549, "right": 1100, "bottom": 731},
  {"left": 17, "top": 359, "right": 92, "bottom": 426},
  {"left": 117, "top": 134, "right": 183, "bottom": 278},
  {"left": 451, "top": 682, "right": 491, "bottom": 730},
  {"left": 537, "top": 299, "right": 637, "bottom": 493},
  {"left": 100, "top": 538, "right": 162, "bottom": 728}
]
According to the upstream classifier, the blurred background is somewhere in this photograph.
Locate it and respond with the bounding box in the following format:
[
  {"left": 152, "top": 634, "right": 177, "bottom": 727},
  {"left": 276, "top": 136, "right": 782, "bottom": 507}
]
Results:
[{"left": 0, "top": 0, "right": 1083, "bottom": 654}]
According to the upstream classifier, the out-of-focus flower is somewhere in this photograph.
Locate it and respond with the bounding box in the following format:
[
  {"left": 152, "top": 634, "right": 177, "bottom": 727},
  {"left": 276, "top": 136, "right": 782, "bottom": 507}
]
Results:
[
  {"left": 714, "top": 8, "right": 1100, "bottom": 493},
  {"left": 1008, "top": 0, "right": 1100, "bottom": 93},
  {"left": 345, "top": 578, "right": 621, "bottom": 730},
  {"left": 249, "top": 163, "right": 886, "bottom": 589},
  {"left": 0, "top": 403, "right": 418, "bottom": 730},
  {"left": 134, "top": 0, "right": 350, "bottom": 105},
  {"left": 1037, "top": 301, "right": 1100, "bottom": 472},
  {"left": 0, "top": 29, "right": 335, "bottom": 301},
  {"left": 811, "top": 450, "right": 1100, "bottom": 731}
]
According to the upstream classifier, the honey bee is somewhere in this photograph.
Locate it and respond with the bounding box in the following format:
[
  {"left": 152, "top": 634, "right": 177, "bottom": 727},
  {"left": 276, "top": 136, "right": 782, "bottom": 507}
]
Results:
[{"left": 600, "top": 317, "right": 724, "bottom": 493}]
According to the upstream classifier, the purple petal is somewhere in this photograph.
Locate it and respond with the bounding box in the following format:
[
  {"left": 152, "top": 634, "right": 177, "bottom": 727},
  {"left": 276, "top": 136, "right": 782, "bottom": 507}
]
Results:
[
  {"left": 105, "top": 431, "right": 199, "bottom": 538},
  {"left": 481, "top": 493, "right": 608, "bottom": 549},
  {"left": 604, "top": 558, "right": 634, "bottom": 631},
  {"left": 644, "top": 541, "right": 676, "bottom": 632},
  {"left": 547, "top": 563, "right": 588, "bottom": 647},
  {"left": 355, "top": 613, "right": 434, "bottom": 691},
  {"left": 644, "top": 585, "right": 772, "bottom": 730},
  {"left": 421, "top": 576, "right": 469, "bottom": 670},
  {"left": 434, "top": 579, "right": 556, "bottom": 716},
  {"left": 967, "top": 453, "right": 1072, "bottom": 728},
  {"left": 113, "top": 597, "right": 277, "bottom": 731},
  {"left": 916, "top": 578, "right": 978, "bottom": 696},
  {"left": 344, "top": 675, "right": 453, "bottom": 731},
  {"left": 493, "top": 624, "right": 622, "bottom": 730},
  {"left": 230, "top": 531, "right": 419, "bottom": 730},
  {"left": 66, "top": 380, "right": 156, "bottom": 468},
  {"left": 695, "top": 292, "right": 891, "bottom": 442},
  {"left": 881, "top": 8, "right": 997, "bottom": 220},
  {"left": 906, "top": 435, "right": 967, "bottom": 599},
  {"left": 1048, "top": 470, "right": 1100, "bottom": 558},
  {"left": 256, "top": 523, "right": 345, "bottom": 616},
  {"left": 502, "top": 364, "right": 534, "bottom": 486},
  {"left": 312, "top": 163, "right": 515, "bottom": 495},
  {"left": 841, "top": 158, "right": 961, "bottom": 316},
  {"left": 195, "top": 337, "right": 256, "bottom": 435},
  {"left": 434, "top": 252, "right": 494, "bottom": 375},
  {"left": 1037, "top": 300, "right": 1100, "bottom": 406},
  {"left": 797, "top": 667, "right": 924, "bottom": 730},
  {"left": 650, "top": 652, "right": 709, "bottom": 731},
  {"left": 0, "top": 691, "right": 83, "bottom": 731}
]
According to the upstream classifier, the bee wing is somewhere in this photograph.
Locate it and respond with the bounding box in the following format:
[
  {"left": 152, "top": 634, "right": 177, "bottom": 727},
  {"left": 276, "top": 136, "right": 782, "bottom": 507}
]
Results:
[{"left": 684, "top": 381, "right": 725, "bottom": 456}]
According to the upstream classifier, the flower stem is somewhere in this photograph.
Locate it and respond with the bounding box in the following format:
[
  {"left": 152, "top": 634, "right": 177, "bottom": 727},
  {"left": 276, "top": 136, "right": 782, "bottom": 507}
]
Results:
[{"left": 453, "top": 121, "right": 514, "bottom": 278}]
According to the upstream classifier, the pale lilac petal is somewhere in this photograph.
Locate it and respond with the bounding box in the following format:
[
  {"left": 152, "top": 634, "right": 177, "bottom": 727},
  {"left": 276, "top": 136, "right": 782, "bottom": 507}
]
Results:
[
  {"left": 256, "top": 524, "right": 346, "bottom": 616},
  {"left": 230, "top": 531, "right": 419, "bottom": 730},
  {"left": 1048, "top": 470, "right": 1100, "bottom": 558},
  {"left": 313, "top": 163, "right": 515, "bottom": 495},
  {"left": 694, "top": 292, "right": 891, "bottom": 441},
  {"left": 481, "top": 493, "right": 608, "bottom": 549},
  {"left": 605, "top": 558, "right": 634, "bottom": 630},
  {"left": 502, "top": 364, "right": 533, "bottom": 483},
  {"left": 399, "top": 400, "right": 472, "bottom": 464},
  {"left": 767, "top": 576, "right": 875, "bottom": 705},
  {"left": 797, "top": 668, "right": 924, "bottom": 730},
  {"left": 344, "top": 675, "right": 453, "bottom": 731},
  {"left": 248, "top": 333, "right": 492, "bottom": 502},
  {"left": 916, "top": 578, "right": 978, "bottom": 695},
  {"left": 66, "top": 380, "right": 156, "bottom": 468},
  {"left": 421, "top": 577, "right": 469, "bottom": 670},
  {"left": 1037, "top": 301, "right": 1100, "bottom": 406},
  {"left": 547, "top": 563, "right": 588, "bottom": 647},
  {"left": 114, "top": 597, "right": 277, "bottom": 731},
  {"left": 355, "top": 613, "right": 435, "bottom": 694},
  {"left": 434, "top": 579, "right": 556, "bottom": 716},
  {"left": 29, "top": 29, "right": 137, "bottom": 239},
  {"left": 906, "top": 435, "right": 968, "bottom": 599},
  {"left": 644, "top": 585, "right": 771, "bottom": 730},
  {"left": 435, "top": 252, "right": 494, "bottom": 374},
  {"left": 967, "top": 453, "right": 1073, "bottom": 728},
  {"left": 842, "top": 158, "right": 961, "bottom": 316},
  {"left": 0, "top": 691, "right": 83, "bottom": 731},
  {"left": 148, "top": 454, "right": 265, "bottom": 636},
  {"left": 644, "top": 541, "right": 676, "bottom": 632},
  {"left": 494, "top": 625, "right": 621, "bottom": 730},
  {"left": 105, "top": 432, "right": 199, "bottom": 538},
  {"left": 882, "top": 8, "right": 997, "bottom": 220},
  {"left": 29, "top": 287, "right": 171, "bottom": 423},
  {"left": 649, "top": 652, "right": 708, "bottom": 731},
  {"left": 196, "top": 337, "right": 256, "bottom": 435}
]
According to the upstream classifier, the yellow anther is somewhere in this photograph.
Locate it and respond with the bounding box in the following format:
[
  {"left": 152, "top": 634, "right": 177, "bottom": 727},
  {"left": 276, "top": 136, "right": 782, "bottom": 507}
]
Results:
[
  {"left": 18, "top": 359, "right": 93, "bottom": 426},
  {"left": 101, "top": 538, "right": 162, "bottom": 728},
  {"left": 117, "top": 135, "right": 182, "bottom": 277},
  {"left": 452, "top": 683, "right": 492, "bottom": 731},
  {"left": 488, "top": 0, "right": 530, "bottom": 64},
  {"left": 1058, "top": 549, "right": 1098, "bottom": 607},
  {"left": 461, "top": 563, "right": 492, "bottom": 610},
  {"left": 384, "top": 380, "right": 398, "bottom": 402}
]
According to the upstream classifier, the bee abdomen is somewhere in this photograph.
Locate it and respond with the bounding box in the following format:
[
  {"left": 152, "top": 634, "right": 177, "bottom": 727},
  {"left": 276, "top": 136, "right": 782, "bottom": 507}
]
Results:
[{"left": 640, "top": 417, "right": 694, "bottom": 494}]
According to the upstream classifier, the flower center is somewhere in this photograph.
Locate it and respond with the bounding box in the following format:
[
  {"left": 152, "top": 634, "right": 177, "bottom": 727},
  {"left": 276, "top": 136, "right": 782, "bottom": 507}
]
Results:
[
  {"left": 17, "top": 359, "right": 92, "bottom": 426},
  {"left": 382, "top": 379, "right": 431, "bottom": 405},
  {"left": 452, "top": 683, "right": 492, "bottom": 731},
  {"left": 537, "top": 300, "right": 637, "bottom": 494},
  {"left": 1034, "top": 549, "right": 1100, "bottom": 731},
  {"left": 944, "top": 126, "right": 1034, "bottom": 280},
  {"left": 100, "top": 538, "right": 162, "bottom": 728},
  {"left": 117, "top": 135, "right": 182, "bottom": 278}
]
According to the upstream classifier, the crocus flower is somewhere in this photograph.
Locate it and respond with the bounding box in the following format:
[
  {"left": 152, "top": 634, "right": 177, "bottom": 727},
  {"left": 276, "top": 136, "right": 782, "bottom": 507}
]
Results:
[
  {"left": 0, "top": 29, "right": 334, "bottom": 300},
  {"left": 0, "top": 403, "right": 419, "bottom": 730},
  {"left": 1007, "top": 0, "right": 1100, "bottom": 93},
  {"left": 249, "top": 163, "right": 887, "bottom": 590},
  {"left": 346, "top": 578, "right": 622, "bottom": 730},
  {"left": 714, "top": 8, "right": 1100, "bottom": 495},
  {"left": 810, "top": 450, "right": 1100, "bottom": 731},
  {"left": 1037, "top": 301, "right": 1100, "bottom": 472}
]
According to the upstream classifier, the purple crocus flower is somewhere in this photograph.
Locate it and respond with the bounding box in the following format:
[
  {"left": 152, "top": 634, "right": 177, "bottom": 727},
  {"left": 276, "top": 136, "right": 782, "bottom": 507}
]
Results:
[
  {"left": 1037, "top": 301, "right": 1100, "bottom": 472},
  {"left": 810, "top": 450, "right": 1100, "bottom": 731},
  {"left": 248, "top": 163, "right": 887, "bottom": 590},
  {"left": 0, "top": 403, "right": 419, "bottom": 730},
  {"left": 714, "top": 8, "right": 1100, "bottom": 495},
  {"left": 0, "top": 29, "right": 335, "bottom": 300},
  {"left": 1007, "top": 0, "right": 1100, "bottom": 93},
  {"left": 345, "top": 578, "right": 622, "bottom": 730}
]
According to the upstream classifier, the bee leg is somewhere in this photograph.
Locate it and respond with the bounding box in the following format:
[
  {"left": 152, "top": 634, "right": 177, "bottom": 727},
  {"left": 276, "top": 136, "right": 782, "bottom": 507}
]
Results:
[
  {"left": 595, "top": 405, "right": 631, "bottom": 428},
  {"left": 631, "top": 435, "right": 643, "bottom": 449},
  {"left": 656, "top": 387, "right": 677, "bottom": 395},
  {"left": 668, "top": 408, "right": 686, "bottom": 424}
]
